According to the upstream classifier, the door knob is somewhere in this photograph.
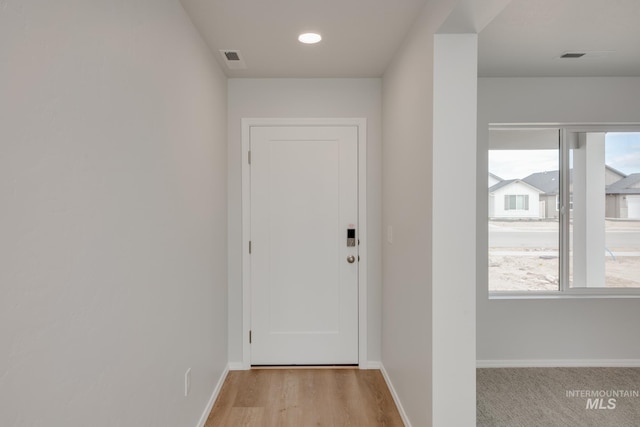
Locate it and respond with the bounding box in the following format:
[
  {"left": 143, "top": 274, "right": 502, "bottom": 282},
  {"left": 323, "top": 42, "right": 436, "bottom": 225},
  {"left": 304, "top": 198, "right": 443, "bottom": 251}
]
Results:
[{"left": 347, "top": 255, "right": 356, "bottom": 264}]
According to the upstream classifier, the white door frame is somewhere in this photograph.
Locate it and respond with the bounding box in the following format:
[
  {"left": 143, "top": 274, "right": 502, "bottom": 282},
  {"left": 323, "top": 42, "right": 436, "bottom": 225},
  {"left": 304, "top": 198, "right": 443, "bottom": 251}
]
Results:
[{"left": 241, "top": 118, "right": 367, "bottom": 369}]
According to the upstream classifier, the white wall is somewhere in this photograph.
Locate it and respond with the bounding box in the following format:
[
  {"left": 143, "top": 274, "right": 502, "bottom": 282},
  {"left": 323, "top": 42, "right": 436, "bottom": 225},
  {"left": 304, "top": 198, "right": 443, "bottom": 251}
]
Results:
[
  {"left": 431, "top": 33, "right": 478, "bottom": 427},
  {"left": 227, "top": 78, "right": 382, "bottom": 364},
  {"left": 477, "top": 77, "right": 640, "bottom": 363},
  {"left": 381, "top": 4, "right": 451, "bottom": 426},
  {"left": 0, "top": 1, "right": 228, "bottom": 426}
]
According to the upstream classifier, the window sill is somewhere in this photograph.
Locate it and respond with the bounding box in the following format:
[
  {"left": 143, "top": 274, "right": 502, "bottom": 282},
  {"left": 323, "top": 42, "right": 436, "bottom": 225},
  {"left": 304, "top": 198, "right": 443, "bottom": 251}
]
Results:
[{"left": 489, "top": 289, "right": 640, "bottom": 300}]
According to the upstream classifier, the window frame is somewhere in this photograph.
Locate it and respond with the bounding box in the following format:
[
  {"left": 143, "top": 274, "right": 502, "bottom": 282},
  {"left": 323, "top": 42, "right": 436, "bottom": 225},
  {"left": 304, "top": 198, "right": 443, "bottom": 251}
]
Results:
[
  {"left": 488, "top": 123, "right": 640, "bottom": 299},
  {"left": 555, "top": 194, "right": 573, "bottom": 211}
]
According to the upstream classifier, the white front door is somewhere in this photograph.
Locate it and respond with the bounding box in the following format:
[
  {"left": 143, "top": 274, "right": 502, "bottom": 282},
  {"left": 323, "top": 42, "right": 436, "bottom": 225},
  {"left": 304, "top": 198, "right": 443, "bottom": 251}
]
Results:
[{"left": 249, "top": 125, "right": 359, "bottom": 365}]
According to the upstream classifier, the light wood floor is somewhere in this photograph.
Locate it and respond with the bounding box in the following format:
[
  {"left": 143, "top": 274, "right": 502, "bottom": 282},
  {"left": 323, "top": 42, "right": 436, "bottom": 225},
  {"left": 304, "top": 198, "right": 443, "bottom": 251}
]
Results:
[{"left": 204, "top": 368, "right": 404, "bottom": 427}]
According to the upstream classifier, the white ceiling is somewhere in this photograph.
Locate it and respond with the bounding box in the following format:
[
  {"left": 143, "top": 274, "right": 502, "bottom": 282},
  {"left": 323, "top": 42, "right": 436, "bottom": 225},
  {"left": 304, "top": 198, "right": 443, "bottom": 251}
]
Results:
[
  {"left": 479, "top": 0, "right": 640, "bottom": 77},
  {"left": 180, "top": 0, "right": 640, "bottom": 78},
  {"left": 180, "top": 0, "right": 429, "bottom": 78}
]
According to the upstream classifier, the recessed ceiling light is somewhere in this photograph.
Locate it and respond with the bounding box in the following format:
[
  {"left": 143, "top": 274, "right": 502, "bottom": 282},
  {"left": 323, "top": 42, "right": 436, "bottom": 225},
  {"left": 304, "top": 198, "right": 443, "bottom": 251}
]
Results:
[{"left": 298, "top": 33, "right": 322, "bottom": 44}]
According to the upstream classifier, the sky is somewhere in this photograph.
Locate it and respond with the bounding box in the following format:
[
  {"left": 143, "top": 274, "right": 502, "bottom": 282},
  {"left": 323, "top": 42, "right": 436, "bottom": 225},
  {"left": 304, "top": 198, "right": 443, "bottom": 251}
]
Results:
[
  {"left": 489, "top": 149, "right": 558, "bottom": 180},
  {"left": 489, "top": 132, "right": 640, "bottom": 180},
  {"left": 605, "top": 133, "right": 640, "bottom": 175}
]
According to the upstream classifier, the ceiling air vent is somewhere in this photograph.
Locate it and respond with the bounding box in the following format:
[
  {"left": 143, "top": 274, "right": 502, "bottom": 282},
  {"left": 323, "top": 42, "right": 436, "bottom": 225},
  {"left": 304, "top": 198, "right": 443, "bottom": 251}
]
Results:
[
  {"left": 219, "top": 50, "right": 246, "bottom": 70},
  {"left": 560, "top": 52, "right": 586, "bottom": 59},
  {"left": 225, "top": 51, "right": 240, "bottom": 61},
  {"left": 557, "top": 51, "right": 615, "bottom": 60}
]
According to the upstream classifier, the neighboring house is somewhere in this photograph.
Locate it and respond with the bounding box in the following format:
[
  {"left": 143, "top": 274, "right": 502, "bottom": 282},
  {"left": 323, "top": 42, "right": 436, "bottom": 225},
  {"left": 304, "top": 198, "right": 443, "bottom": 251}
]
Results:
[
  {"left": 521, "top": 170, "right": 562, "bottom": 219},
  {"left": 495, "top": 166, "right": 628, "bottom": 220},
  {"left": 488, "top": 172, "right": 503, "bottom": 188},
  {"left": 489, "top": 179, "right": 543, "bottom": 219},
  {"left": 605, "top": 165, "right": 628, "bottom": 186},
  {"left": 604, "top": 165, "right": 629, "bottom": 218},
  {"left": 606, "top": 173, "right": 640, "bottom": 219}
]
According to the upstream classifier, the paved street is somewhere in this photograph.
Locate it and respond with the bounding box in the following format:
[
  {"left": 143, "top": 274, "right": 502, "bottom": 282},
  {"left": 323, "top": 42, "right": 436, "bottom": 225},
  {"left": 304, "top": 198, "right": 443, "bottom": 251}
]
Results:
[{"left": 489, "top": 230, "right": 640, "bottom": 249}]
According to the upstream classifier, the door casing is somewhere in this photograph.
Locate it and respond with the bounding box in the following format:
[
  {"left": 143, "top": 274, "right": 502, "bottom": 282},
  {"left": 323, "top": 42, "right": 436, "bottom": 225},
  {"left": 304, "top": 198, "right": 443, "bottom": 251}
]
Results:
[{"left": 241, "top": 118, "right": 367, "bottom": 369}]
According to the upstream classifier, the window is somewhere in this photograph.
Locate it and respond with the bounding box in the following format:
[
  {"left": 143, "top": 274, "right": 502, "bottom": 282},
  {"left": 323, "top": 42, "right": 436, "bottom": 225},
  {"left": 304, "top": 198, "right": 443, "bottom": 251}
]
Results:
[
  {"left": 568, "top": 132, "right": 640, "bottom": 290},
  {"left": 488, "top": 129, "right": 559, "bottom": 292},
  {"left": 505, "top": 195, "right": 529, "bottom": 210},
  {"left": 488, "top": 127, "right": 640, "bottom": 295}
]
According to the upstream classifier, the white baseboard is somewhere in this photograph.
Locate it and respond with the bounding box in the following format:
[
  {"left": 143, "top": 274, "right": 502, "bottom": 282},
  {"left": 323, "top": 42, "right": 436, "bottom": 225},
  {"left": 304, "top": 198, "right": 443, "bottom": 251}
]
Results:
[
  {"left": 362, "top": 361, "right": 382, "bottom": 370},
  {"left": 228, "top": 361, "right": 380, "bottom": 370},
  {"left": 196, "top": 364, "right": 230, "bottom": 427},
  {"left": 477, "top": 359, "right": 640, "bottom": 368},
  {"left": 379, "top": 363, "right": 411, "bottom": 427},
  {"left": 227, "top": 362, "right": 246, "bottom": 371}
]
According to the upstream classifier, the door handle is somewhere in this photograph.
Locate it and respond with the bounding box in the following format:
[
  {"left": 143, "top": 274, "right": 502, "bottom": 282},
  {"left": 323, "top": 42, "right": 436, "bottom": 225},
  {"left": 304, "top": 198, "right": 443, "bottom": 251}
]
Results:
[{"left": 347, "top": 255, "right": 356, "bottom": 264}]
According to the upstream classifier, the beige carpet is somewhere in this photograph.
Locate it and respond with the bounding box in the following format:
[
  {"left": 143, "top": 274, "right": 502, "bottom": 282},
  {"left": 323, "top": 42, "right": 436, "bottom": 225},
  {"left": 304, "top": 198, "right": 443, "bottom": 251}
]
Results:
[{"left": 477, "top": 367, "right": 640, "bottom": 427}]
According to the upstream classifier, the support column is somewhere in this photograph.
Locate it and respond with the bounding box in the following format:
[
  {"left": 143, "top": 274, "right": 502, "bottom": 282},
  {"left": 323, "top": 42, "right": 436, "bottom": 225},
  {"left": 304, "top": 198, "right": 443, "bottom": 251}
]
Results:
[
  {"left": 432, "top": 33, "right": 477, "bottom": 426},
  {"left": 572, "top": 133, "right": 606, "bottom": 287}
]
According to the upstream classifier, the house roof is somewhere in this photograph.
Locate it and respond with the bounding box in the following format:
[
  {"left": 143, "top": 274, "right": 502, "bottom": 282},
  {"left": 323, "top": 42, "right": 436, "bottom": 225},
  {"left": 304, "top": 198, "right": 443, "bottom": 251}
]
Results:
[
  {"left": 489, "top": 179, "right": 515, "bottom": 192},
  {"left": 607, "top": 173, "right": 640, "bottom": 195},
  {"left": 521, "top": 170, "right": 561, "bottom": 195},
  {"left": 513, "top": 167, "right": 637, "bottom": 196},
  {"left": 489, "top": 179, "right": 544, "bottom": 194},
  {"left": 516, "top": 169, "right": 640, "bottom": 196},
  {"left": 606, "top": 165, "right": 628, "bottom": 179},
  {"left": 489, "top": 172, "right": 503, "bottom": 182}
]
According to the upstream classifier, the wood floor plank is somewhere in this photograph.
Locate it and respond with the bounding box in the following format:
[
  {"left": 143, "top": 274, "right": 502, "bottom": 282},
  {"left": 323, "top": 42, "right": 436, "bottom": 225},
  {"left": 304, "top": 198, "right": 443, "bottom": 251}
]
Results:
[
  {"left": 356, "top": 370, "right": 403, "bottom": 426},
  {"left": 233, "top": 369, "right": 274, "bottom": 408},
  {"left": 204, "top": 371, "right": 242, "bottom": 427},
  {"left": 227, "top": 407, "right": 264, "bottom": 427},
  {"left": 331, "top": 369, "right": 367, "bottom": 426},
  {"left": 263, "top": 370, "right": 303, "bottom": 427},
  {"left": 204, "top": 368, "right": 404, "bottom": 427}
]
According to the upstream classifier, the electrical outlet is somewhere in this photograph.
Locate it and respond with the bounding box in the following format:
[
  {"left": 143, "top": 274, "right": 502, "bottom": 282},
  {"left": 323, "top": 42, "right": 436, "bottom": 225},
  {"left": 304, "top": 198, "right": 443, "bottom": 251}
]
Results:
[{"left": 184, "top": 368, "right": 191, "bottom": 397}]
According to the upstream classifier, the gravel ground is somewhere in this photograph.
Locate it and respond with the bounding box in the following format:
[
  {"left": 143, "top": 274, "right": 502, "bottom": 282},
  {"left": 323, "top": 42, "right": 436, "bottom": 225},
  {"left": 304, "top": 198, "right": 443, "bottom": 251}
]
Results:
[
  {"left": 489, "top": 220, "right": 640, "bottom": 291},
  {"left": 489, "top": 254, "right": 640, "bottom": 291}
]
